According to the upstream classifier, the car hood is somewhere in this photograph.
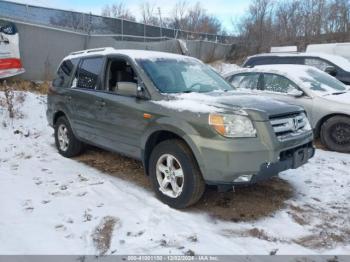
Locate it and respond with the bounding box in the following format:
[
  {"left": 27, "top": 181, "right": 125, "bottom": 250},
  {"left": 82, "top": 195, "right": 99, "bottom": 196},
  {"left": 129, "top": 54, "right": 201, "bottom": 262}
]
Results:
[
  {"left": 322, "top": 92, "right": 350, "bottom": 105},
  {"left": 163, "top": 91, "right": 303, "bottom": 121}
]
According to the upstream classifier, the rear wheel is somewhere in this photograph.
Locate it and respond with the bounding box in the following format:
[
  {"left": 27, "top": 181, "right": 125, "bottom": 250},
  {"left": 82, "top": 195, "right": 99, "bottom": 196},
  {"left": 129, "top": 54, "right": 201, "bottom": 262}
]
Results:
[
  {"left": 54, "top": 116, "right": 84, "bottom": 157},
  {"left": 148, "top": 139, "right": 205, "bottom": 209},
  {"left": 321, "top": 116, "right": 350, "bottom": 153}
]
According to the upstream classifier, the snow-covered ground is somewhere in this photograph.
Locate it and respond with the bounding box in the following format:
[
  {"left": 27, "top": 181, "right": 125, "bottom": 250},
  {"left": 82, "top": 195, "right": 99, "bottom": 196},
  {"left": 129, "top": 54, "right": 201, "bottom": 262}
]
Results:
[{"left": 0, "top": 91, "right": 349, "bottom": 255}]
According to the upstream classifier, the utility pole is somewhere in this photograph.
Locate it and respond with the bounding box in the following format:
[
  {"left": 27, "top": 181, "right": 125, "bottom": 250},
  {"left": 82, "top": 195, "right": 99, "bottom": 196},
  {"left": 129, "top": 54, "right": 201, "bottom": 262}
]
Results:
[{"left": 158, "top": 7, "right": 162, "bottom": 39}]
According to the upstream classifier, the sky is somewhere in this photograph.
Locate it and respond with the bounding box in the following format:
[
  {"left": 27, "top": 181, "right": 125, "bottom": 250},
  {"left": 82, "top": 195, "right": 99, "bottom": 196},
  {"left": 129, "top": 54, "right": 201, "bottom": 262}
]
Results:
[{"left": 7, "top": 0, "right": 251, "bottom": 32}]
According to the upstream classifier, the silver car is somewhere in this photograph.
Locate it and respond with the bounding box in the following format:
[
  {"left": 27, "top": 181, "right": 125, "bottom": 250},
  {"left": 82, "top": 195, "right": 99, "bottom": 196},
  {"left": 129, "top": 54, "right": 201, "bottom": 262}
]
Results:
[{"left": 224, "top": 64, "right": 350, "bottom": 153}]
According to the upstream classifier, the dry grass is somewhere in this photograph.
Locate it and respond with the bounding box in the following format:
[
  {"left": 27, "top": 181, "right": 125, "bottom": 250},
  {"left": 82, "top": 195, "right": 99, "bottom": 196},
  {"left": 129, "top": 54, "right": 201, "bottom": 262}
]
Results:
[{"left": 0, "top": 79, "right": 49, "bottom": 94}]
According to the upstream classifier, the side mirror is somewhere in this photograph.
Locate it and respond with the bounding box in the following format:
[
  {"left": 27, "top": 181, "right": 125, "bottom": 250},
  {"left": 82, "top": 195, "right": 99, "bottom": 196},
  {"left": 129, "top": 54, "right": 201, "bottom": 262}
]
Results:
[
  {"left": 117, "top": 82, "right": 139, "bottom": 97},
  {"left": 53, "top": 76, "right": 64, "bottom": 87},
  {"left": 288, "top": 89, "right": 304, "bottom": 97},
  {"left": 325, "top": 66, "right": 337, "bottom": 76}
]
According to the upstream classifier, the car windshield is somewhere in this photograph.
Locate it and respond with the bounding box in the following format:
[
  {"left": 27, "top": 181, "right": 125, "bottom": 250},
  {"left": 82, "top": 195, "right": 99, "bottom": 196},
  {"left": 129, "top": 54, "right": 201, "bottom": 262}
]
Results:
[
  {"left": 295, "top": 67, "right": 347, "bottom": 95},
  {"left": 137, "top": 58, "right": 234, "bottom": 93}
]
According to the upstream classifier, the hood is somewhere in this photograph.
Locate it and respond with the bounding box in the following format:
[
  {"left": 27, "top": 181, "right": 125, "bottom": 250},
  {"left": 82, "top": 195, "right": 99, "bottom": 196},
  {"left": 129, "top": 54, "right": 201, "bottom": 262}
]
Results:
[
  {"left": 162, "top": 91, "right": 303, "bottom": 121},
  {"left": 322, "top": 92, "right": 350, "bottom": 105}
]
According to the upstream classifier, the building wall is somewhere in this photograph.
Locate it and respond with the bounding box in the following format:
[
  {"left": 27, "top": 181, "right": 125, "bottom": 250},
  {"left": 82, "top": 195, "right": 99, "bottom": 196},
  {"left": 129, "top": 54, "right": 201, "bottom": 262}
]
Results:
[{"left": 12, "top": 21, "right": 234, "bottom": 80}]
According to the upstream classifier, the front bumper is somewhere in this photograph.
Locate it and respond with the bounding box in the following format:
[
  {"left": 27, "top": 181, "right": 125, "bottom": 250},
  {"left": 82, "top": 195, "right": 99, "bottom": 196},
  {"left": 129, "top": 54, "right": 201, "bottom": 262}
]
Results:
[
  {"left": 188, "top": 122, "right": 314, "bottom": 185},
  {"left": 250, "top": 142, "right": 315, "bottom": 183},
  {"left": 205, "top": 141, "right": 315, "bottom": 187}
]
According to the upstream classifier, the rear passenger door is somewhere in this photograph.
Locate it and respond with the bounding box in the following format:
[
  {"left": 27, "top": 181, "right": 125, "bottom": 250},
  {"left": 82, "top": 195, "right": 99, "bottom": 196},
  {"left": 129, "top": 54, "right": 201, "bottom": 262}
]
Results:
[{"left": 68, "top": 56, "right": 106, "bottom": 142}]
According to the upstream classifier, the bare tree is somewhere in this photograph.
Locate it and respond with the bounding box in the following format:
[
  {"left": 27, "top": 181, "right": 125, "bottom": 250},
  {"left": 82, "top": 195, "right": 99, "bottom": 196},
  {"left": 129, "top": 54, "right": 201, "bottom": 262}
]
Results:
[
  {"left": 139, "top": 1, "right": 159, "bottom": 25},
  {"left": 102, "top": 2, "right": 136, "bottom": 21},
  {"left": 232, "top": 0, "right": 350, "bottom": 60},
  {"left": 172, "top": 0, "right": 188, "bottom": 29}
]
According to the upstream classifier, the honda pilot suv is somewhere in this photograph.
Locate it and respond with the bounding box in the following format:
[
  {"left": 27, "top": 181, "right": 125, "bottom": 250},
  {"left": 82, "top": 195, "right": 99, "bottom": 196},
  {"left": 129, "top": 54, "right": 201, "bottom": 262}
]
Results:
[{"left": 47, "top": 48, "right": 315, "bottom": 208}]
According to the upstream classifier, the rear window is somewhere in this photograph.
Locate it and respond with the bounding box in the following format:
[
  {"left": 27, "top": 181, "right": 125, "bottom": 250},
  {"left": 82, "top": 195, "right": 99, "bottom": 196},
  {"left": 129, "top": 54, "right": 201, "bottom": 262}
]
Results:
[
  {"left": 245, "top": 56, "right": 303, "bottom": 67},
  {"left": 53, "top": 59, "right": 78, "bottom": 88},
  {"left": 73, "top": 57, "right": 104, "bottom": 89},
  {"left": 245, "top": 57, "right": 276, "bottom": 67}
]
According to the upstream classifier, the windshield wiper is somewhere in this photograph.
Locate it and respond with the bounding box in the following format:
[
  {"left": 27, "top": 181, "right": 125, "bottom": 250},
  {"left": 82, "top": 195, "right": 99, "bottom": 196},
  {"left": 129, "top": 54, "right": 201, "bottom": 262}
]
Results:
[{"left": 331, "top": 92, "right": 347, "bottom": 95}]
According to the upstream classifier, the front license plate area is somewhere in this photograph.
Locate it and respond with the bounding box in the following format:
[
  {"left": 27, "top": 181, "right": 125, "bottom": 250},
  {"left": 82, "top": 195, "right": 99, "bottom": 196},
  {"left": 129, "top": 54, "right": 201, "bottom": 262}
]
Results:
[{"left": 293, "top": 148, "right": 308, "bottom": 168}]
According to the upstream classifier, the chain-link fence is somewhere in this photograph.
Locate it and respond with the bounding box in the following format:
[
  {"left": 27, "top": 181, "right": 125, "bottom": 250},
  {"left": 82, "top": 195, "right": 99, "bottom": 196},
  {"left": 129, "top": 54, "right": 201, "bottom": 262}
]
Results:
[{"left": 0, "top": 0, "right": 234, "bottom": 43}]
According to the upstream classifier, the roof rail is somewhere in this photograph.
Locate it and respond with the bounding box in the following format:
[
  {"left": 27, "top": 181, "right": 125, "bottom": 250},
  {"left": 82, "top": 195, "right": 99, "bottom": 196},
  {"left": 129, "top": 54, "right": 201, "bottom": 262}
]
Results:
[{"left": 69, "top": 47, "right": 115, "bottom": 56}]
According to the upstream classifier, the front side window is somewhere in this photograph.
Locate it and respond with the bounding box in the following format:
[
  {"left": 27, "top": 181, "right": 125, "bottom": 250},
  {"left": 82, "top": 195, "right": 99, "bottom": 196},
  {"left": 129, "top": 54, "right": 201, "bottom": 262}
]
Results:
[
  {"left": 137, "top": 58, "right": 233, "bottom": 93},
  {"left": 73, "top": 57, "right": 104, "bottom": 89},
  {"left": 263, "top": 73, "right": 300, "bottom": 93},
  {"left": 106, "top": 58, "right": 137, "bottom": 93},
  {"left": 304, "top": 58, "right": 332, "bottom": 71},
  {"left": 53, "top": 59, "right": 78, "bottom": 88},
  {"left": 230, "top": 73, "right": 260, "bottom": 90}
]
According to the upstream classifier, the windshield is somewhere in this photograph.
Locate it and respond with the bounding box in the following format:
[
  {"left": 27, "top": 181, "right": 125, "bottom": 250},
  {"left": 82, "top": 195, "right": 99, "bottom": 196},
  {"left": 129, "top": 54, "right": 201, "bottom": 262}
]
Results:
[
  {"left": 137, "top": 58, "right": 234, "bottom": 93},
  {"left": 297, "top": 68, "right": 347, "bottom": 95}
]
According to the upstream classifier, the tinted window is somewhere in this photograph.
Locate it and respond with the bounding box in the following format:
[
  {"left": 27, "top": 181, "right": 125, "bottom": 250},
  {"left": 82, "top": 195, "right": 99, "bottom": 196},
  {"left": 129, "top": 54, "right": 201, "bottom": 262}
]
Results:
[
  {"left": 263, "top": 74, "right": 299, "bottom": 93},
  {"left": 53, "top": 59, "right": 78, "bottom": 88},
  {"left": 248, "top": 57, "right": 276, "bottom": 66},
  {"left": 304, "top": 58, "right": 332, "bottom": 71},
  {"left": 230, "top": 73, "right": 260, "bottom": 90},
  {"left": 73, "top": 57, "right": 104, "bottom": 89},
  {"left": 275, "top": 57, "right": 302, "bottom": 64}
]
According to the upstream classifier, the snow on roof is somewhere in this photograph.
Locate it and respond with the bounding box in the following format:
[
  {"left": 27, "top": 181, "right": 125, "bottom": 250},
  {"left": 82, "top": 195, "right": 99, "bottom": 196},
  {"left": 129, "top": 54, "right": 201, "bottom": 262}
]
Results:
[
  {"left": 224, "top": 64, "right": 315, "bottom": 80},
  {"left": 64, "top": 47, "right": 195, "bottom": 62},
  {"left": 250, "top": 52, "right": 350, "bottom": 72}
]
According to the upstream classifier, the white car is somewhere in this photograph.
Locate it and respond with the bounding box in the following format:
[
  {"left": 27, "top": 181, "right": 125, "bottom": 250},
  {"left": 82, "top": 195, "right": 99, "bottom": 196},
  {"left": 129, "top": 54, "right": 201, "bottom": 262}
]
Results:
[{"left": 224, "top": 64, "right": 350, "bottom": 153}]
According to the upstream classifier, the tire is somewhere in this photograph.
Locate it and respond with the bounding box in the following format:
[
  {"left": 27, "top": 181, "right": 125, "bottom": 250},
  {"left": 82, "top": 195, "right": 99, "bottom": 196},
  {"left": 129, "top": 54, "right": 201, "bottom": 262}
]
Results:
[
  {"left": 54, "top": 116, "right": 83, "bottom": 157},
  {"left": 320, "top": 116, "right": 350, "bottom": 153},
  {"left": 148, "top": 139, "right": 205, "bottom": 209}
]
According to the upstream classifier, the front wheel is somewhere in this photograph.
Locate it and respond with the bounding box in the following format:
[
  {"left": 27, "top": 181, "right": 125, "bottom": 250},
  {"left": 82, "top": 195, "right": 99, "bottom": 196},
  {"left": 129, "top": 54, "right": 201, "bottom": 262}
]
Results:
[
  {"left": 321, "top": 116, "right": 350, "bottom": 153},
  {"left": 148, "top": 139, "right": 205, "bottom": 209}
]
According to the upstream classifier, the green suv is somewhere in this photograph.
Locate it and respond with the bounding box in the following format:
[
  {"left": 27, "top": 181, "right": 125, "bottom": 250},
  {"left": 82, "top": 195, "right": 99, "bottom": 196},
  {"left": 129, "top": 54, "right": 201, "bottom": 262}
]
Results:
[{"left": 47, "top": 48, "right": 315, "bottom": 208}]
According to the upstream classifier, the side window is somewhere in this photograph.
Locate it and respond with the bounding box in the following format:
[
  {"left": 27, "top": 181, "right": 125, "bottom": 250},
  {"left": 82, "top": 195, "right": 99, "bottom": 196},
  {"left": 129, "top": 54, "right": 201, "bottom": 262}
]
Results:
[
  {"left": 53, "top": 59, "right": 77, "bottom": 88},
  {"left": 276, "top": 57, "right": 300, "bottom": 64},
  {"left": 230, "top": 73, "right": 260, "bottom": 90},
  {"left": 263, "top": 74, "right": 299, "bottom": 93},
  {"left": 73, "top": 57, "right": 104, "bottom": 89},
  {"left": 304, "top": 58, "right": 332, "bottom": 71},
  {"left": 250, "top": 57, "right": 276, "bottom": 66},
  {"left": 106, "top": 58, "right": 137, "bottom": 93}
]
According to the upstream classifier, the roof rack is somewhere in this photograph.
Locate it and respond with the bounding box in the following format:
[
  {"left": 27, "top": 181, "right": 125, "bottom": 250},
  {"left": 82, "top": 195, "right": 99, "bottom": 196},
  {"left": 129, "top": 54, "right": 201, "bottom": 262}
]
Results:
[{"left": 69, "top": 47, "right": 115, "bottom": 56}]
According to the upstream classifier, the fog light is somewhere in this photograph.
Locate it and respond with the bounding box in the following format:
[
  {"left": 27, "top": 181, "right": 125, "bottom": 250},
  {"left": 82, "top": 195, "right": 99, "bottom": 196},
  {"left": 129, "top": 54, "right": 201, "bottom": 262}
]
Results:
[{"left": 233, "top": 174, "right": 253, "bottom": 183}]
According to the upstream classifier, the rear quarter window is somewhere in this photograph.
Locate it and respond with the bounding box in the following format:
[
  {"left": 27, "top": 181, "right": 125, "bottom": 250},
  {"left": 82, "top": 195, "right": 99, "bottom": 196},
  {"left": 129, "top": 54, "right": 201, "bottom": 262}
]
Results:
[{"left": 53, "top": 59, "right": 78, "bottom": 88}]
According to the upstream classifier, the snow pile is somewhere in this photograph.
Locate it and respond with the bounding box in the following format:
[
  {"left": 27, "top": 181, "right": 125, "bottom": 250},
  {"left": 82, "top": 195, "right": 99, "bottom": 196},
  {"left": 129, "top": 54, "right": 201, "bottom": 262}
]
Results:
[
  {"left": 210, "top": 62, "right": 241, "bottom": 75},
  {"left": 1, "top": 91, "right": 350, "bottom": 255}
]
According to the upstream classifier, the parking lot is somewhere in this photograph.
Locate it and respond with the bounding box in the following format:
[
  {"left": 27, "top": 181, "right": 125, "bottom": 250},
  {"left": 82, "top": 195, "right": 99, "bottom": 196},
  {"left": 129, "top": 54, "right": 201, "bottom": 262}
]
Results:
[{"left": 0, "top": 90, "right": 349, "bottom": 255}]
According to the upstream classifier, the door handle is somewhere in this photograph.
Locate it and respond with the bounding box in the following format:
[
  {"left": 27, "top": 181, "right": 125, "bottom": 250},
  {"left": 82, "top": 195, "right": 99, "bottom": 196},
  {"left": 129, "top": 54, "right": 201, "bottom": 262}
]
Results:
[{"left": 65, "top": 95, "right": 72, "bottom": 101}]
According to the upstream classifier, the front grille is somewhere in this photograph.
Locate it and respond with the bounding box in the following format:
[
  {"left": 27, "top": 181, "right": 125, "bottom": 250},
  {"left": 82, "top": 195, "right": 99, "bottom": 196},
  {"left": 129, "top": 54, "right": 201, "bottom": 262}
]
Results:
[{"left": 270, "top": 112, "right": 310, "bottom": 141}]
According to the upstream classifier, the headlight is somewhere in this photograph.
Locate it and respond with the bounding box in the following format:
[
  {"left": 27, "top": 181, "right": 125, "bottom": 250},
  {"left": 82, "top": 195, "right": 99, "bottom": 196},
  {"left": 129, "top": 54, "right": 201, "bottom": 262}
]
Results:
[
  {"left": 209, "top": 114, "right": 257, "bottom": 138},
  {"left": 301, "top": 112, "right": 312, "bottom": 131}
]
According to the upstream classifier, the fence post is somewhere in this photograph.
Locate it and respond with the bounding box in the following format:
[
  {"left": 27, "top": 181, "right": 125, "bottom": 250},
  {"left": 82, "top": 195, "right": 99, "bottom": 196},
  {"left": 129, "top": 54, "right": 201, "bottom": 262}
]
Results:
[{"left": 121, "top": 19, "right": 124, "bottom": 41}]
